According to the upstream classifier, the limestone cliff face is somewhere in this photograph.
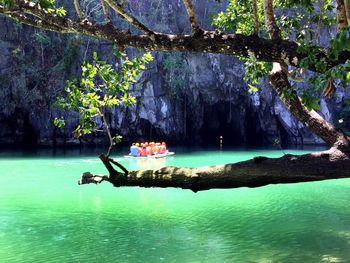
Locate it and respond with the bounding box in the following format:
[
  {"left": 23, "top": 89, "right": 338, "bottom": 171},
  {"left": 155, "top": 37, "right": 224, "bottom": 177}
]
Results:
[{"left": 0, "top": 1, "right": 348, "bottom": 147}]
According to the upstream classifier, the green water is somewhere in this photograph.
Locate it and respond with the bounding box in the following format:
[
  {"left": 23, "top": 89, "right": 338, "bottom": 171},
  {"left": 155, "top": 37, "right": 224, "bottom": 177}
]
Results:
[{"left": 1, "top": 148, "right": 350, "bottom": 263}]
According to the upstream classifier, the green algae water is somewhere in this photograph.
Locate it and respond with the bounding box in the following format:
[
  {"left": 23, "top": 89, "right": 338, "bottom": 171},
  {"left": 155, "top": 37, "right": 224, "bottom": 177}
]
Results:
[{"left": 1, "top": 148, "right": 350, "bottom": 263}]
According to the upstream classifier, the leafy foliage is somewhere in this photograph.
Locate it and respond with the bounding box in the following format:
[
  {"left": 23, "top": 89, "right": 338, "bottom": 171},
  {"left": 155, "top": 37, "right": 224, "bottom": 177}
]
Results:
[
  {"left": 55, "top": 48, "right": 153, "bottom": 147},
  {"left": 301, "top": 92, "right": 320, "bottom": 111},
  {"left": 243, "top": 59, "right": 272, "bottom": 93},
  {"left": 330, "top": 27, "right": 350, "bottom": 60},
  {"left": 212, "top": 0, "right": 349, "bottom": 111},
  {"left": 0, "top": 0, "right": 66, "bottom": 16},
  {"left": 213, "top": 0, "right": 260, "bottom": 34}
]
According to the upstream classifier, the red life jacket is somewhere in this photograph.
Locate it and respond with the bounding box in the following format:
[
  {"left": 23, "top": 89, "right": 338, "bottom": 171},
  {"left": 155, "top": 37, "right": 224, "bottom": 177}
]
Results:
[
  {"left": 160, "top": 145, "right": 166, "bottom": 154},
  {"left": 141, "top": 147, "right": 147, "bottom": 156}
]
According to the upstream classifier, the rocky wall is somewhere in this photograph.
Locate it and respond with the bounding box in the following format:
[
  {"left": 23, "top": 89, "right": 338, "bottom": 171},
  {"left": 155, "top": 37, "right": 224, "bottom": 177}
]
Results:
[{"left": 0, "top": 0, "right": 347, "bottom": 148}]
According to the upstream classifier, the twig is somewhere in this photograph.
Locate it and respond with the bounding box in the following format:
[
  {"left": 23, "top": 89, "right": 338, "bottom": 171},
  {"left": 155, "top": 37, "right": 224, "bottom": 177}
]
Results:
[
  {"left": 100, "top": 0, "right": 111, "bottom": 23},
  {"left": 104, "top": 0, "right": 156, "bottom": 40},
  {"left": 182, "top": 0, "right": 202, "bottom": 34},
  {"left": 74, "top": 0, "right": 84, "bottom": 20}
]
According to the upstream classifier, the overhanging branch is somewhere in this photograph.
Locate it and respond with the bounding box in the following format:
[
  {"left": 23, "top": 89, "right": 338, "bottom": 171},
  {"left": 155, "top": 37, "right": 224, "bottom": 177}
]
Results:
[
  {"left": 79, "top": 151, "right": 350, "bottom": 192},
  {"left": 1, "top": 2, "right": 350, "bottom": 73},
  {"left": 4, "top": 11, "right": 69, "bottom": 33}
]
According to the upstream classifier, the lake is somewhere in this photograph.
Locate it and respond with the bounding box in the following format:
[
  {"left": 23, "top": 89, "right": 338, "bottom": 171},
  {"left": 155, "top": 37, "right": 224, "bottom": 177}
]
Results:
[{"left": 1, "top": 147, "right": 350, "bottom": 262}]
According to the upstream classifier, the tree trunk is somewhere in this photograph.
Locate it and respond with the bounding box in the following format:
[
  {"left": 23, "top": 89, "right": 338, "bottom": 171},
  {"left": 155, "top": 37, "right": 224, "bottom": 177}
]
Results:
[
  {"left": 268, "top": 63, "right": 350, "bottom": 154},
  {"left": 263, "top": 1, "right": 350, "bottom": 154}
]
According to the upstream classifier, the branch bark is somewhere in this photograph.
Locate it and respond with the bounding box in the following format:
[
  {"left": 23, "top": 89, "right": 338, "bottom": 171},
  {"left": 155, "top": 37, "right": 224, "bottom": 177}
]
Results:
[
  {"left": 344, "top": 0, "right": 350, "bottom": 25},
  {"left": 263, "top": 0, "right": 280, "bottom": 39},
  {"left": 182, "top": 0, "right": 202, "bottom": 34},
  {"left": 79, "top": 149, "right": 350, "bottom": 192},
  {"left": 252, "top": 0, "right": 259, "bottom": 35},
  {"left": 336, "top": 0, "right": 347, "bottom": 31},
  {"left": 268, "top": 63, "right": 350, "bottom": 152}
]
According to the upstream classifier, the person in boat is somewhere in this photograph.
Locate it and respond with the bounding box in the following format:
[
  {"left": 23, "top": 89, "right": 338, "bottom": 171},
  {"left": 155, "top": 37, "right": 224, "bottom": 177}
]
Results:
[
  {"left": 160, "top": 142, "right": 167, "bottom": 154},
  {"left": 147, "top": 142, "right": 154, "bottom": 155},
  {"left": 154, "top": 142, "right": 161, "bottom": 155},
  {"left": 130, "top": 143, "right": 139, "bottom": 157},
  {"left": 136, "top": 143, "right": 142, "bottom": 156},
  {"left": 141, "top": 143, "right": 148, "bottom": 156}
]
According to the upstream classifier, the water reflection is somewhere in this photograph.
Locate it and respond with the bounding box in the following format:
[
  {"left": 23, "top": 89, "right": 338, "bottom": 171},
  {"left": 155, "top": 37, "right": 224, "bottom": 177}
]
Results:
[{"left": 127, "top": 157, "right": 168, "bottom": 171}]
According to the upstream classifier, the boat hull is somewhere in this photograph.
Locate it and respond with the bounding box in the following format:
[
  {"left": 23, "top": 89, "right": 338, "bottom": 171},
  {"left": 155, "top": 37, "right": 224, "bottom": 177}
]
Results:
[{"left": 124, "top": 152, "right": 175, "bottom": 159}]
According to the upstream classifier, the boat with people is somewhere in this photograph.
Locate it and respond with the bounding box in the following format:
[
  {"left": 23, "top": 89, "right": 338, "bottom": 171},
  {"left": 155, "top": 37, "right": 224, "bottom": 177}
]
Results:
[{"left": 124, "top": 141, "right": 175, "bottom": 159}]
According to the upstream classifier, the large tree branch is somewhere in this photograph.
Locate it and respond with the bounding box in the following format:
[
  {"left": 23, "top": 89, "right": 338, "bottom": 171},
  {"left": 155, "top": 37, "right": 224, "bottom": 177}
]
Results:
[
  {"left": 182, "top": 0, "right": 202, "bottom": 34},
  {"left": 104, "top": 0, "right": 156, "bottom": 39},
  {"left": 1, "top": 2, "right": 350, "bottom": 73},
  {"left": 79, "top": 150, "right": 350, "bottom": 192},
  {"left": 269, "top": 63, "right": 349, "bottom": 152},
  {"left": 2, "top": 10, "right": 70, "bottom": 32}
]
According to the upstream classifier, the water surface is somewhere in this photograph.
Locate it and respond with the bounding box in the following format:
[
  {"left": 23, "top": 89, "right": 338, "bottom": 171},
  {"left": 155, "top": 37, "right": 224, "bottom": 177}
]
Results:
[{"left": 1, "top": 148, "right": 350, "bottom": 262}]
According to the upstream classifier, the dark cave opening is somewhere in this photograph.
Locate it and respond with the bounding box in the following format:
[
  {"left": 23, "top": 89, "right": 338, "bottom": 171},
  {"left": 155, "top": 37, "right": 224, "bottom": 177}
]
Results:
[
  {"left": 22, "top": 113, "right": 38, "bottom": 147},
  {"left": 244, "top": 109, "right": 264, "bottom": 147},
  {"left": 199, "top": 102, "right": 245, "bottom": 146},
  {"left": 133, "top": 118, "right": 164, "bottom": 144}
]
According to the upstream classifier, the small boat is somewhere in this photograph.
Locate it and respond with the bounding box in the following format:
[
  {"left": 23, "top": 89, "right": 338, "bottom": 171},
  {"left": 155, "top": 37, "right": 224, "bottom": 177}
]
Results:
[{"left": 124, "top": 151, "right": 175, "bottom": 159}]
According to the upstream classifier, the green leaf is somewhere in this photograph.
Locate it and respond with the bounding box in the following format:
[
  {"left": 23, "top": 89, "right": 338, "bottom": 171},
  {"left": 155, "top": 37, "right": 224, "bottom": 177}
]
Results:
[
  {"left": 301, "top": 92, "right": 320, "bottom": 111},
  {"left": 248, "top": 84, "right": 258, "bottom": 93},
  {"left": 53, "top": 117, "right": 65, "bottom": 129}
]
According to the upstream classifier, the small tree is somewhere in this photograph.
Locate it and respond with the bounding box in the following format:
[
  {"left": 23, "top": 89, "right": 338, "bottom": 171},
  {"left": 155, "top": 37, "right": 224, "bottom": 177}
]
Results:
[{"left": 54, "top": 48, "right": 153, "bottom": 157}]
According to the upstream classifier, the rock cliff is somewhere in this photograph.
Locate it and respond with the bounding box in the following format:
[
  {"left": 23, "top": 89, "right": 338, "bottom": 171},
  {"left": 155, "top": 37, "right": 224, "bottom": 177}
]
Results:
[{"left": 0, "top": 0, "right": 348, "bottom": 148}]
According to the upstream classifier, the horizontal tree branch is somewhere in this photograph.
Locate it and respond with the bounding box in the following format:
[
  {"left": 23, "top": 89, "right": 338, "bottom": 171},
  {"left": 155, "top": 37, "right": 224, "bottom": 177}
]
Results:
[
  {"left": 79, "top": 150, "right": 350, "bottom": 192},
  {"left": 1, "top": 2, "right": 349, "bottom": 72}
]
